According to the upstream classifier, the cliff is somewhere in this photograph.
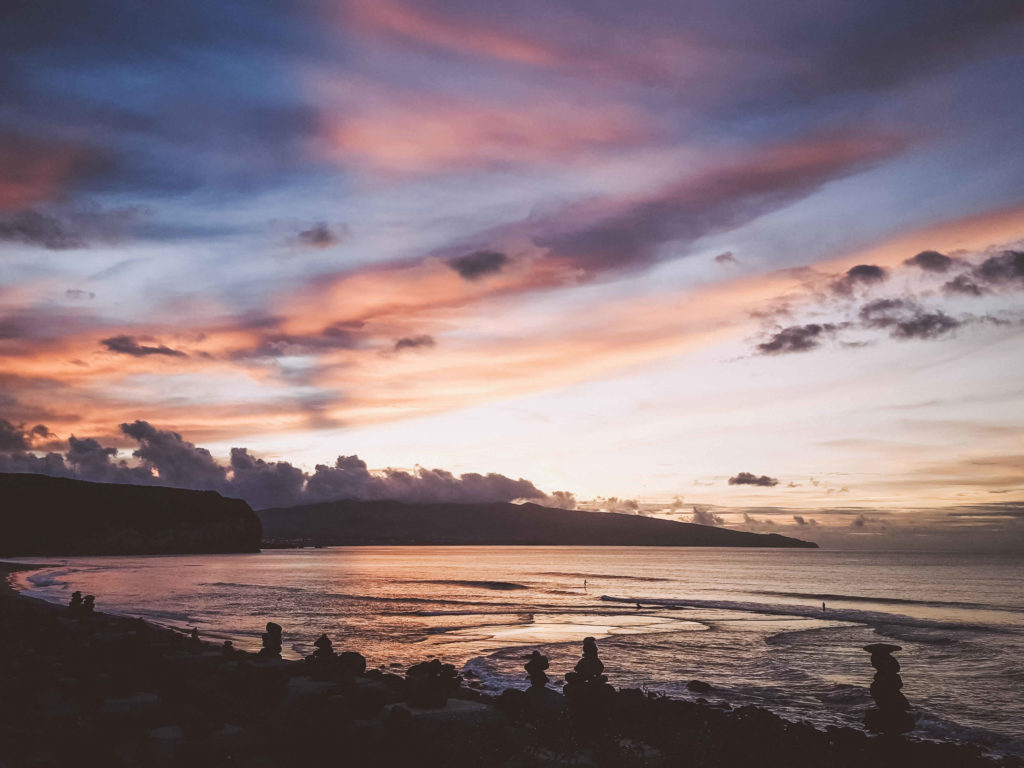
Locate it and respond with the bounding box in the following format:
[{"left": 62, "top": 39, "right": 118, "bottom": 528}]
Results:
[
  {"left": 0, "top": 473, "right": 261, "bottom": 555},
  {"left": 258, "top": 499, "right": 818, "bottom": 548}
]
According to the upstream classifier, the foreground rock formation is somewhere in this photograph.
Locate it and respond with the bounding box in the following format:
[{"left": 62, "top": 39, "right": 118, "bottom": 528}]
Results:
[
  {"left": 0, "top": 473, "right": 261, "bottom": 555},
  {"left": 0, "top": 563, "right": 1018, "bottom": 768},
  {"left": 864, "top": 643, "right": 915, "bottom": 735}
]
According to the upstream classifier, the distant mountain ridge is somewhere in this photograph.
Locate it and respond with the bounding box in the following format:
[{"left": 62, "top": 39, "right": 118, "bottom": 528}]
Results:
[
  {"left": 0, "top": 473, "right": 261, "bottom": 555},
  {"left": 258, "top": 499, "right": 818, "bottom": 548}
]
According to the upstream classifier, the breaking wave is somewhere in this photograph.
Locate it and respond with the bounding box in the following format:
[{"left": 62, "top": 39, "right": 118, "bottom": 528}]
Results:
[{"left": 600, "top": 595, "right": 1001, "bottom": 633}]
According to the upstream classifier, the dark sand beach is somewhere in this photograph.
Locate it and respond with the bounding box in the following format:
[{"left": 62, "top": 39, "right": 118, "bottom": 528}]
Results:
[{"left": 3, "top": 562, "right": 1021, "bottom": 768}]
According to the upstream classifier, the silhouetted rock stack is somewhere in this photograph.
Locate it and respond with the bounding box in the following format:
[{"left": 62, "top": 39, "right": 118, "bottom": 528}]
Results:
[
  {"left": 82, "top": 594, "right": 95, "bottom": 613},
  {"left": 525, "top": 650, "right": 549, "bottom": 688},
  {"left": 563, "top": 636, "right": 615, "bottom": 727},
  {"left": 305, "top": 633, "right": 336, "bottom": 671},
  {"left": 863, "top": 643, "right": 914, "bottom": 735},
  {"left": 405, "top": 659, "right": 462, "bottom": 708},
  {"left": 68, "top": 590, "right": 83, "bottom": 615},
  {"left": 315, "top": 633, "right": 333, "bottom": 655},
  {"left": 258, "top": 621, "right": 283, "bottom": 659}
]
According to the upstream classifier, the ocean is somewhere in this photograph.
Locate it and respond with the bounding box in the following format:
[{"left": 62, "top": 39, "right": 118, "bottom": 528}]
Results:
[{"left": 8, "top": 547, "right": 1023, "bottom": 756}]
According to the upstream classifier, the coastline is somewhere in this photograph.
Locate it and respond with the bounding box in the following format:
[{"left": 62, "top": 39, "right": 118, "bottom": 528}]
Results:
[{"left": 2, "top": 562, "right": 1021, "bottom": 768}]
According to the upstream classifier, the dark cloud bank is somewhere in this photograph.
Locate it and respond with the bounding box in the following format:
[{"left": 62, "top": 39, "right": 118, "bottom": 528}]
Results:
[
  {"left": 942, "top": 249, "right": 1024, "bottom": 296},
  {"left": 0, "top": 205, "right": 149, "bottom": 250},
  {"left": 757, "top": 324, "right": 840, "bottom": 355},
  {"left": 297, "top": 222, "right": 347, "bottom": 249},
  {"left": 729, "top": 471, "right": 779, "bottom": 487},
  {"left": 830, "top": 264, "right": 887, "bottom": 295},
  {"left": 756, "top": 249, "right": 1024, "bottom": 356},
  {"left": 101, "top": 335, "right": 188, "bottom": 357},
  {"left": 447, "top": 250, "right": 510, "bottom": 280},
  {"left": 858, "top": 299, "right": 961, "bottom": 340},
  {"left": 904, "top": 250, "right": 954, "bottom": 273},
  {"left": 0, "top": 419, "right": 562, "bottom": 510},
  {"left": 394, "top": 335, "right": 435, "bottom": 352}
]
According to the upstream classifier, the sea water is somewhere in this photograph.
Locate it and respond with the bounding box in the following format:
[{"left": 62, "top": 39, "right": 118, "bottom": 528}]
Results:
[{"left": 8, "top": 547, "right": 1023, "bottom": 756}]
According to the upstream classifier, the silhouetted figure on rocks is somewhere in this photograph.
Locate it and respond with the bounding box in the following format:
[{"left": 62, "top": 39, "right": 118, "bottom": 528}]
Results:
[
  {"left": 222, "top": 640, "right": 235, "bottom": 658},
  {"left": 82, "top": 595, "right": 95, "bottom": 613},
  {"left": 68, "top": 591, "right": 83, "bottom": 615},
  {"left": 405, "top": 659, "right": 462, "bottom": 708},
  {"left": 525, "top": 651, "right": 549, "bottom": 688},
  {"left": 190, "top": 627, "right": 201, "bottom": 647},
  {"left": 863, "top": 643, "right": 914, "bottom": 735},
  {"left": 563, "top": 636, "right": 614, "bottom": 728},
  {"left": 258, "top": 621, "right": 283, "bottom": 659}
]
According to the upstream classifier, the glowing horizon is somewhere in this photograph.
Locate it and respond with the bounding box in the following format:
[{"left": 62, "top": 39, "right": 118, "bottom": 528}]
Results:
[{"left": 2, "top": 0, "right": 1023, "bottom": 549}]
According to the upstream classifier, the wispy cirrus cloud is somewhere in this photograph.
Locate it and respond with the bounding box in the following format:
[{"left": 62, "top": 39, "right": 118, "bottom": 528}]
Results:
[
  {"left": 757, "top": 324, "right": 841, "bottom": 355},
  {"left": 3, "top": 0, "right": 1024, "bottom": 530},
  {"left": 343, "top": 0, "right": 558, "bottom": 67},
  {"left": 322, "top": 95, "right": 653, "bottom": 175}
]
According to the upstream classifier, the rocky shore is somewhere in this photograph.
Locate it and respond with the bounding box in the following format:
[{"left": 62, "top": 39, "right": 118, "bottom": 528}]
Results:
[{"left": 2, "top": 563, "right": 1019, "bottom": 768}]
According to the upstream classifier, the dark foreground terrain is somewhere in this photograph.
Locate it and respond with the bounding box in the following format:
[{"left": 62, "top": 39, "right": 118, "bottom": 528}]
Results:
[
  {"left": 2, "top": 564, "right": 1018, "bottom": 768},
  {"left": 0, "top": 473, "right": 261, "bottom": 556}
]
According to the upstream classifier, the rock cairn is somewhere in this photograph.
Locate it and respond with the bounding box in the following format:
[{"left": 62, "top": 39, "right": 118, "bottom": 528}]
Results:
[
  {"left": 525, "top": 650, "right": 549, "bottom": 689},
  {"left": 312, "top": 633, "right": 334, "bottom": 659},
  {"left": 305, "top": 633, "right": 336, "bottom": 674},
  {"left": 863, "top": 643, "right": 914, "bottom": 735},
  {"left": 563, "top": 637, "right": 614, "bottom": 726},
  {"left": 258, "top": 621, "right": 283, "bottom": 659}
]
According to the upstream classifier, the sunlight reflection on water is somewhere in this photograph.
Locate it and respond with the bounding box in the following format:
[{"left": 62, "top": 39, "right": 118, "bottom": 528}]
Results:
[{"left": 8, "top": 546, "right": 1024, "bottom": 756}]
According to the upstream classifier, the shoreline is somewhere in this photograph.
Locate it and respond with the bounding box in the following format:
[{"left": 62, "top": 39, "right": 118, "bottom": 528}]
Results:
[{"left": 2, "top": 562, "right": 1021, "bottom": 767}]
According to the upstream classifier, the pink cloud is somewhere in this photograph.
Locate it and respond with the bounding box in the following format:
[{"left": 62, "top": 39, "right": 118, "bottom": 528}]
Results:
[{"left": 323, "top": 96, "right": 652, "bottom": 175}]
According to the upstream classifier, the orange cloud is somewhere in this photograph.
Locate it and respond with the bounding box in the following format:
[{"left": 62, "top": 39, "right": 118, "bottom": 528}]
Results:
[
  {"left": 817, "top": 203, "right": 1024, "bottom": 273},
  {"left": 3, "top": 201, "right": 1022, "bottom": 448}
]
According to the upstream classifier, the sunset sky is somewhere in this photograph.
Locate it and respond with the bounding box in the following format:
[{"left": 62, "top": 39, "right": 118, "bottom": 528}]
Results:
[{"left": 2, "top": 0, "right": 1023, "bottom": 548}]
